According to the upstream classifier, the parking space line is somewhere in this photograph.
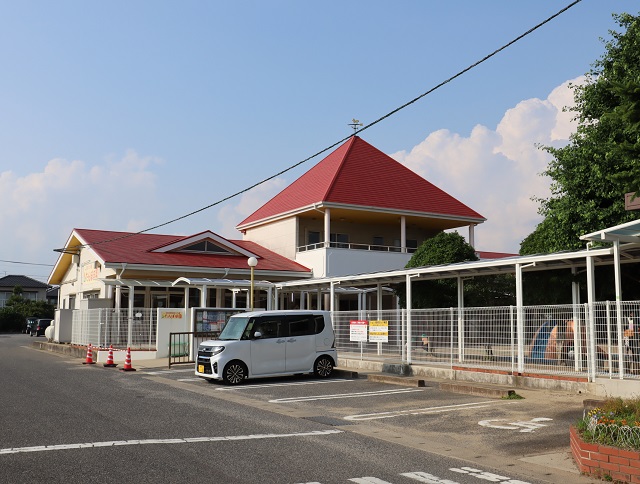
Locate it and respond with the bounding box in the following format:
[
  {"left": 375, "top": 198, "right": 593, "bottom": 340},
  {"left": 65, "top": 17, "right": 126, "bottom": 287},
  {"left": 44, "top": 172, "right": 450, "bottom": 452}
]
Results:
[
  {"left": 215, "top": 379, "right": 353, "bottom": 391},
  {"left": 140, "top": 368, "right": 195, "bottom": 375},
  {"left": 344, "top": 401, "right": 503, "bottom": 421},
  {"left": 270, "top": 388, "right": 423, "bottom": 403}
]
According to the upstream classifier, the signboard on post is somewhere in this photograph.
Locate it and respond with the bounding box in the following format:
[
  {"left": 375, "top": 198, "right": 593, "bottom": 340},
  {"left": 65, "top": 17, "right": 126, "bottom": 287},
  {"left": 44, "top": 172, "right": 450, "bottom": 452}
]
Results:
[
  {"left": 369, "top": 320, "right": 389, "bottom": 343},
  {"left": 350, "top": 320, "right": 368, "bottom": 342}
]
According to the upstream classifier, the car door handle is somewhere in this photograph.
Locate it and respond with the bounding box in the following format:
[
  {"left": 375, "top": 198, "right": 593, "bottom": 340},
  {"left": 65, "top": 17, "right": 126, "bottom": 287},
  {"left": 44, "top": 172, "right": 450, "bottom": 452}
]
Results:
[
  {"left": 287, "top": 338, "right": 296, "bottom": 343},
  {"left": 277, "top": 339, "right": 286, "bottom": 344}
]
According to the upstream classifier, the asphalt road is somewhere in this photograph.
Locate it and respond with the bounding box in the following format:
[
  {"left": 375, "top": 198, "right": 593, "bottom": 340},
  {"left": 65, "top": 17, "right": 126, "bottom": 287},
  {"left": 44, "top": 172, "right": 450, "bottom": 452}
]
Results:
[{"left": 0, "top": 334, "right": 598, "bottom": 484}]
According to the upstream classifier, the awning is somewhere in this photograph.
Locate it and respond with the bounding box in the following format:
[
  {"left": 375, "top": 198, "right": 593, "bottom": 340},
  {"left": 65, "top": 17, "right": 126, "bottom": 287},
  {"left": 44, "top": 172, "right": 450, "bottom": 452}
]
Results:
[
  {"left": 171, "top": 277, "right": 274, "bottom": 290},
  {"left": 581, "top": 219, "right": 640, "bottom": 244}
]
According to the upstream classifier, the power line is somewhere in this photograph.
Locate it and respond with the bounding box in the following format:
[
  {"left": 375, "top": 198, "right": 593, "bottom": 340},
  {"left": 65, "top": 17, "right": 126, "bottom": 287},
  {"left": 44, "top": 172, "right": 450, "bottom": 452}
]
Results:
[
  {"left": 0, "top": 259, "right": 54, "bottom": 267},
  {"left": 56, "top": 0, "right": 583, "bottom": 253}
]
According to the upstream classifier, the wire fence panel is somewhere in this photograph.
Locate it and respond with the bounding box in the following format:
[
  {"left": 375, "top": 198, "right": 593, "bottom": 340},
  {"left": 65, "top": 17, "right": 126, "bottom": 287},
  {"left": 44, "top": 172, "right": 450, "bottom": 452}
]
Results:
[
  {"left": 331, "top": 301, "right": 640, "bottom": 380},
  {"left": 68, "top": 301, "right": 640, "bottom": 380},
  {"left": 71, "top": 309, "right": 157, "bottom": 350}
]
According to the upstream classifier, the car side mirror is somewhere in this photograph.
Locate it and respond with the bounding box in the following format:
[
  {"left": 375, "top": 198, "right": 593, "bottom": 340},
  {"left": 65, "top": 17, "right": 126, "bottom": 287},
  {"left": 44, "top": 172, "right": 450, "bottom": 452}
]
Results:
[{"left": 253, "top": 331, "right": 262, "bottom": 339}]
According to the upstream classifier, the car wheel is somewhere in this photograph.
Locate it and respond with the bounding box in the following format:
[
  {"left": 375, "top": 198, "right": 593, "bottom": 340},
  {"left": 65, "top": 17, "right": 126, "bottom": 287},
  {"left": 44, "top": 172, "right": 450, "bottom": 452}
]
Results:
[
  {"left": 314, "top": 356, "right": 333, "bottom": 378},
  {"left": 223, "top": 361, "right": 246, "bottom": 385}
]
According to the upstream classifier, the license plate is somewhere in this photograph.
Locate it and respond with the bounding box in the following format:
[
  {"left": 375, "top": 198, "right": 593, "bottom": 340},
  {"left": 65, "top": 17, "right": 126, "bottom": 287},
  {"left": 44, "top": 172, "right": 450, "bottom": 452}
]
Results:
[{"left": 197, "top": 365, "right": 204, "bottom": 373}]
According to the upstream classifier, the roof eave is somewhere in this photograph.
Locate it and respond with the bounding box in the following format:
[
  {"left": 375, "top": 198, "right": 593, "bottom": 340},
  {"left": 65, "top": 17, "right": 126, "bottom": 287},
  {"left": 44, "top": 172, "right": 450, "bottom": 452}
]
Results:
[{"left": 237, "top": 201, "right": 486, "bottom": 230}]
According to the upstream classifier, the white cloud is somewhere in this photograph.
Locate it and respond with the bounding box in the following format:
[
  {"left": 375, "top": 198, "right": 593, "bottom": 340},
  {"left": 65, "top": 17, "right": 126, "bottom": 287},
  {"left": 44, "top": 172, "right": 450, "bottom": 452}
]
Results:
[
  {"left": 216, "top": 177, "right": 288, "bottom": 239},
  {"left": 391, "top": 77, "right": 583, "bottom": 254},
  {"left": 0, "top": 151, "right": 162, "bottom": 271}
]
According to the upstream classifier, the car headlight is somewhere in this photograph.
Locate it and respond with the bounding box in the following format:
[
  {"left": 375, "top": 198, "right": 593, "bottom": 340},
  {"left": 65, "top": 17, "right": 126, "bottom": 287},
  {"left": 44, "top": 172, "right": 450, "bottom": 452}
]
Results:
[{"left": 199, "top": 345, "right": 225, "bottom": 356}]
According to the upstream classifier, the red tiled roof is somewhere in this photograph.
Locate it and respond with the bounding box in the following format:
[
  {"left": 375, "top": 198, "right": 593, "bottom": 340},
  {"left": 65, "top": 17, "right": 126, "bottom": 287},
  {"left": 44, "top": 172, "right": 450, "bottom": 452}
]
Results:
[
  {"left": 476, "top": 251, "right": 518, "bottom": 260},
  {"left": 238, "top": 136, "right": 485, "bottom": 227},
  {"left": 73, "top": 229, "right": 311, "bottom": 273}
]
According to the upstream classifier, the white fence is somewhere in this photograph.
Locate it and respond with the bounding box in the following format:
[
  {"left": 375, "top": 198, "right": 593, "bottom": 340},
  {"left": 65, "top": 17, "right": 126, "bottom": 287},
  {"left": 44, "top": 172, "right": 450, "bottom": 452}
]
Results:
[
  {"left": 333, "top": 301, "right": 640, "bottom": 381},
  {"left": 69, "top": 301, "right": 640, "bottom": 380},
  {"left": 71, "top": 309, "right": 156, "bottom": 350}
]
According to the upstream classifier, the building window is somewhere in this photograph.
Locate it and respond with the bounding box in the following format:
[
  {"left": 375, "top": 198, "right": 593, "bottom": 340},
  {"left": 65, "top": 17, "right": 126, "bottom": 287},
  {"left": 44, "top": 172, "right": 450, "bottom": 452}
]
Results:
[
  {"left": 308, "top": 231, "right": 321, "bottom": 246},
  {"left": 330, "top": 233, "right": 349, "bottom": 248},
  {"left": 372, "top": 236, "right": 384, "bottom": 250},
  {"left": 180, "top": 240, "right": 230, "bottom": 254},
  {"left": 407, "top": 239, "right": 418, "bottom": 253}
]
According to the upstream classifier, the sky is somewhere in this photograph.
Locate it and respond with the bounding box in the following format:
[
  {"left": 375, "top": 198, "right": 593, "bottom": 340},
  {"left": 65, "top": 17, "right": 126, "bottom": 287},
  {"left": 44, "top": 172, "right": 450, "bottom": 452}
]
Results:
[{"left": 0, "top": 0, "right": 635, "bottom": 282}]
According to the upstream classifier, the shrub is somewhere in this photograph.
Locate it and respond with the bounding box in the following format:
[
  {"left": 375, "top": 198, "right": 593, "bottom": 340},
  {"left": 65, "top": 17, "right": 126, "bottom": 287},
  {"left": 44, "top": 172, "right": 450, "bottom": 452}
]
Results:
[{"left": 0, "top": 308, "right": 25, "bottom": 333}]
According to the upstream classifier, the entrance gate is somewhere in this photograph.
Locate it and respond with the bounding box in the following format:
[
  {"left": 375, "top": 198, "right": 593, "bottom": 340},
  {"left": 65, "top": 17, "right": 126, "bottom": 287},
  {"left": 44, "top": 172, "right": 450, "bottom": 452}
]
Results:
[{"left": 168, "top": 331, "right": 219, "bottom": 367}]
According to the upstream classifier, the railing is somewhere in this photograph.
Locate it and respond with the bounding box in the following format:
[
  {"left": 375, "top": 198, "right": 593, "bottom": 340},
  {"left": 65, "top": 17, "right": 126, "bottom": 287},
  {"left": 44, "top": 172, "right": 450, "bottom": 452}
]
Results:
[
  {"left": 68, "top": 300, "right": 640, "bottom": 381},
  {"left": 332, "top": 301, "right": 640, "bottom": 381},
  {"left": 168, "top": 331, "right": 219, "bottom": 367},
  {"left": 298, "top": 242, "right": 416, "bottom": 253},
  {"left": 71, "top": 308, "right": 157, "bottom": 350}
]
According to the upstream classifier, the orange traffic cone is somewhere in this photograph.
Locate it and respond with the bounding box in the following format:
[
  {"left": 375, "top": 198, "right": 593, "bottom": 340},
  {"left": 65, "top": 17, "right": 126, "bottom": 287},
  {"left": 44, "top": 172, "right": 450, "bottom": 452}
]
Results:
[
  {"left": 83, "top": 343, "right": 96, "bottom": 365},
  {"left": 103, "top": 345, "right": 117, "bottom": 368},
  {"left": 119, "top": 347, "right": 136, "bottom": 372}
]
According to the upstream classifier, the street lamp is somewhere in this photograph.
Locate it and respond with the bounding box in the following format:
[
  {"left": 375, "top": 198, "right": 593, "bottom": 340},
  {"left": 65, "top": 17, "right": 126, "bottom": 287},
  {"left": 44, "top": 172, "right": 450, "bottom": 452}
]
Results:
[{"left": 247, "top": 257, "right": 258, "bottom": 310}]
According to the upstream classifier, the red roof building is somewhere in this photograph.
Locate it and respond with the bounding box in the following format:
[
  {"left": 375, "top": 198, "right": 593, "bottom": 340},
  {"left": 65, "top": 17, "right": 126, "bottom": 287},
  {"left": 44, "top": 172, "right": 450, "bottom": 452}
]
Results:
[
  {"left": 237, "top": 136, "right": 485, "bottom": 277},
  {"left": 49, "top": 228, "right": 311, "bottom": 311}
]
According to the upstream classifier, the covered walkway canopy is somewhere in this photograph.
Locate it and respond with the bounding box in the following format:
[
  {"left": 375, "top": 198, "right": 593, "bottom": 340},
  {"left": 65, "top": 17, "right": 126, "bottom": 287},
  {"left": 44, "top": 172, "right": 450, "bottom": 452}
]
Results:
[{"left": 274, "top": 221, "right": 640, "bottom": 373}]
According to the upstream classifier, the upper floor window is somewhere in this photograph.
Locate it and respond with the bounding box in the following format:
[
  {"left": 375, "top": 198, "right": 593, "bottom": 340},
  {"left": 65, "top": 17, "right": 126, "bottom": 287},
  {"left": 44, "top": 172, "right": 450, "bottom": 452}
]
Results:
[
  {"left": 372, "top": 236, "right": 384, "bottom": 250},
  {"left": 330, "top": 233, "right": 349, "bottom": 248},
  {"left": 308, "top": 231, "right": 321, "bottom": 245},
  {"left": 180, "top": 240, "right": 230, "bottom": 254}
]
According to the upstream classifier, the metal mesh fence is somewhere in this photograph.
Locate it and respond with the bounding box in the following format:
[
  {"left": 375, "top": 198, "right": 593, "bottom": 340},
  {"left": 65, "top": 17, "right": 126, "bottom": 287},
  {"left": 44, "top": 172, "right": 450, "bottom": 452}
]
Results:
[
  {"left": 332, "top": 300, "right": 640, "bottom": 380},
  {"left": 68, "top": 300, "right": 640, "bottom": 379},
  {"left": 71, "top": 309, "right": 157, "bottom": 350}
]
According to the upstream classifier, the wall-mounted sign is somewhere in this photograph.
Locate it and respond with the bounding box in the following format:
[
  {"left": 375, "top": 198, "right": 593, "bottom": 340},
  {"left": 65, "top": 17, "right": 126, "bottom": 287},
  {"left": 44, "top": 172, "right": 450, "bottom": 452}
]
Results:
[
  {"left": 160, "top": 311, "right": 184, "bottom": 319},
  {"left": 82, "top": 263, "right": 99, "bottom": 283}
]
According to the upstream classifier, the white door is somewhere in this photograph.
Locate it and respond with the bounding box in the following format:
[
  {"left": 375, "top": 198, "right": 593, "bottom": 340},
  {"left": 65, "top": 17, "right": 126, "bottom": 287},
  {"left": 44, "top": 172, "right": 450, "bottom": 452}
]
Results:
[
  {"left": 285, "top": 315, "right": 317, "bottom": 372},
  {"left": 250, "top": 318, "right": 285, "bottom": 375}
]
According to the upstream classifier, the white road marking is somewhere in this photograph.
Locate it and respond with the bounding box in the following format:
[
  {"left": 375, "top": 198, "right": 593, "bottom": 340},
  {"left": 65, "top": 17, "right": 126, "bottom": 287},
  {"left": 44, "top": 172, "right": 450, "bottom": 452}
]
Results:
[
  {"left": 0, "top": 429, "right": 342, "bottom": 456},
  {"left": 449, "top": 467, "right": 530, "bottom": 483},
  {"left": 270, "top": 388, "right": 423, "bottom": 403},
  {"left": 402, "top": 471, "right": 460, "bottom": 483},
  {"left": 140, "top": 368, "right": 195, "bottom": 375},
  {"left": 478, "top": 417, "right": 552, "bottom": 433},
  {"left": 349, "top": 478, "right": 393, "bottom": 484},
  {"left": 345, "top": 400, "right": 498, "bottom": 421},
  {"left": 216, "top": 379, "right": 353, "bottom": 391},
  {"left": 177, "top": 378, "right": 204, "bottom": 382}
]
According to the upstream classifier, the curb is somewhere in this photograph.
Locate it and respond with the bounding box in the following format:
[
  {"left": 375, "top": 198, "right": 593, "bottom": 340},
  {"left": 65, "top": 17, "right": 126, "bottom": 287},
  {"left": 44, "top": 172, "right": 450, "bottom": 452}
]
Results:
[
  {"left": 366, "top": 374, "right": 427, "bottom": 387},
  {"left": 438, "top": 381, "right": 516, "bottom": 398}
]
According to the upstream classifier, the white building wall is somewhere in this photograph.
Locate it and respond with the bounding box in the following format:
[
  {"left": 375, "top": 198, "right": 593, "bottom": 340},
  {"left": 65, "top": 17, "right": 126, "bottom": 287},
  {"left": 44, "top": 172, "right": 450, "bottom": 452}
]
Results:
[
  {"left": 59, "top": 245, "right": 116, "bottom": 310},
  {"left": 243, "top": 217, "right": 298, "bottom": 259},
  {"left": 296, "top": 247, "right": 412, "bottom": 278}
]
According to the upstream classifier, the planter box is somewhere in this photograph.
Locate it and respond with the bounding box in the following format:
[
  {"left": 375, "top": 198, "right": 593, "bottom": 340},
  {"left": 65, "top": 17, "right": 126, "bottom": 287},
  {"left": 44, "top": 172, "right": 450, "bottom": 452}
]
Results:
[{"left": 570, "top": 425, "right": 640, "bottom": 483}]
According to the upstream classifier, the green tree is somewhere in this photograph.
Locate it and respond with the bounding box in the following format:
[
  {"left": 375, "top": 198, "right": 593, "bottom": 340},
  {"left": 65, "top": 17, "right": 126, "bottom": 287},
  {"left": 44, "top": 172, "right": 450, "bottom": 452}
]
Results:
[
  {"left": 521, "top": 12, "right": 640, "bottom": 255},
  {"left": 395, "top": 232, "right": 515, "bottom": 308},
  {"left": 0, "top": 285, "right": 55, "bottom": 332}
]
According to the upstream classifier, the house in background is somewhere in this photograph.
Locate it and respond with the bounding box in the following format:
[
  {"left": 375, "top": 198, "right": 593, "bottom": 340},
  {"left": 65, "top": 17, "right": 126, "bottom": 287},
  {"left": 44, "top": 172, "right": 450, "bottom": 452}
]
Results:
[
  {"left": 0, "top": 275, "right": 49, "bottom": 307},
  {"left": 237, "top": 136, "right": 486, "bottom": 279}
]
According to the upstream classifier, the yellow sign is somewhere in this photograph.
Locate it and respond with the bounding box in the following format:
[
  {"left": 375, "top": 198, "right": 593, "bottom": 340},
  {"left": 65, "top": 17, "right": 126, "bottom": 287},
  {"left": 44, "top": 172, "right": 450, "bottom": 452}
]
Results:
[
  {"left": 82, "top": 264, "right": 99, "bottom": 283},
  {"left": 369, "top": 320, "right": 389, "bottom": 343},
  {"left": 161, "top": 312, "right": 183, "bottom": 319}
]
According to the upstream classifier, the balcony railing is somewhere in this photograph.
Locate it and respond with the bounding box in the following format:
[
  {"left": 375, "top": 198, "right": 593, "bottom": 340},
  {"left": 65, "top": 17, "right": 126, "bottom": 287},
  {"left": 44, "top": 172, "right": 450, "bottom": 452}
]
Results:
[{"left": 297, "top": 242, "right": 416, "bottom": 253}]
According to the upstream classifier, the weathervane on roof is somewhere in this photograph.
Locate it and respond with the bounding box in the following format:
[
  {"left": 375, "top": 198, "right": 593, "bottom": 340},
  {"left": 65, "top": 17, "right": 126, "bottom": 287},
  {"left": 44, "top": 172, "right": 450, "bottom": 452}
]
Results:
[{"left": 348, "top": 118, "right": 363, "bottom": 134}]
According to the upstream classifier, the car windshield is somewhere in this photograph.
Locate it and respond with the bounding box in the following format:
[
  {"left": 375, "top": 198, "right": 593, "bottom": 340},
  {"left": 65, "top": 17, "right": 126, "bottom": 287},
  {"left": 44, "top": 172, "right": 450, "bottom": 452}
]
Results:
[{"left": 218, "top": 317, "right": 251, "bottom": 340}]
